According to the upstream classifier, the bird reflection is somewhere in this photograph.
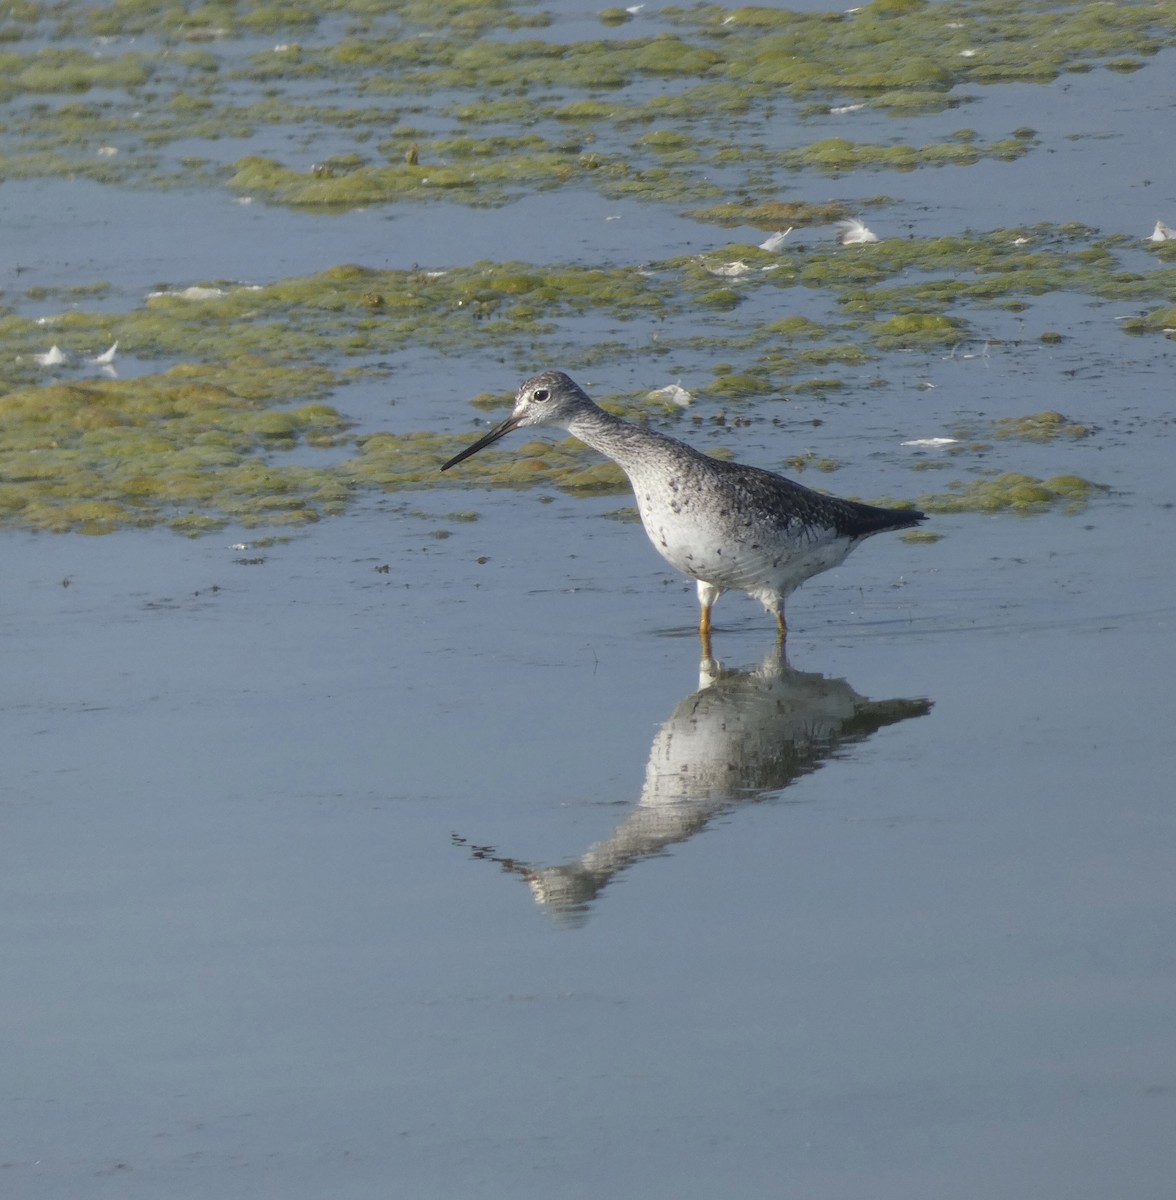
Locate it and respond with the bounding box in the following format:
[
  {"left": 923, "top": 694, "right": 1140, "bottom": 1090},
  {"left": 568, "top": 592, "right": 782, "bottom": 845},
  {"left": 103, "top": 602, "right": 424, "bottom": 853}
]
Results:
[{"left": 453, "top": 648, "right": 931, "bottom": 924}]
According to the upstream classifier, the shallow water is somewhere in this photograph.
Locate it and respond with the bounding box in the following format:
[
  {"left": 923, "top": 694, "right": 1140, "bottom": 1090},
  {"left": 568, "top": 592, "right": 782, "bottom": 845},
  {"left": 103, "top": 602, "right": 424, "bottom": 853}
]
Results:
[
  {"left": 4, "top": 486, "right": 1173, "bottom": 1199},
  {"left": 3, "top": 2, "right": 1176, "bottom": 1197}
]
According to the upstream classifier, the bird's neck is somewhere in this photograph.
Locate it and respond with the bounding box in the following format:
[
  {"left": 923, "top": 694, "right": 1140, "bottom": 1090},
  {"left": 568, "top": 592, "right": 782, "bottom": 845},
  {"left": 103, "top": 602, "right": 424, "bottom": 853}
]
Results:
[{"left": 566, "top": 405, "right": 650, "bottom": 469}]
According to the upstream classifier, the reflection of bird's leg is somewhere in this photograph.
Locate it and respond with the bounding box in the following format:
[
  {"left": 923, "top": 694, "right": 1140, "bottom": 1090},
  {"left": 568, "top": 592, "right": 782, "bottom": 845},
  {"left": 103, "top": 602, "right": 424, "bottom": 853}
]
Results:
[
  {"left": 697, "top": 652, "right": 721, "bottom": 690},
  {"left": 699, "top": 620, "right": 713, "bottom": 660}
]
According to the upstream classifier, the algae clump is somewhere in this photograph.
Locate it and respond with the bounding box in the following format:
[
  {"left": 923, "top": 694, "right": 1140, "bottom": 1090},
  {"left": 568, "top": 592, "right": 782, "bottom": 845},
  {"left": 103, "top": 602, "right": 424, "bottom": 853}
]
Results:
[
  {"left": 0, "top": 359, "right": 349, "bottom": 535},
  {"left": 918, "top": 472, "right": 1106, "bottom": 515}
]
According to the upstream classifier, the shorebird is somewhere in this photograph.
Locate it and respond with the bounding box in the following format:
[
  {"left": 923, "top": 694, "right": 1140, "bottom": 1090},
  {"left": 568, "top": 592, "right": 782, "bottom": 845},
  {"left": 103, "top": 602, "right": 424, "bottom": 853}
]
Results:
[{"left": 441, "top": 371, "right": 924, "bottom": 649}]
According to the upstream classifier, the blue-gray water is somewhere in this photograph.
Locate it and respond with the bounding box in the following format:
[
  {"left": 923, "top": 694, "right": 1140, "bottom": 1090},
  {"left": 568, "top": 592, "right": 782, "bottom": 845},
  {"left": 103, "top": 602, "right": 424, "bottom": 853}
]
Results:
[{"left": 3, "top": 5, "right": 1175, "bottom": 1199}]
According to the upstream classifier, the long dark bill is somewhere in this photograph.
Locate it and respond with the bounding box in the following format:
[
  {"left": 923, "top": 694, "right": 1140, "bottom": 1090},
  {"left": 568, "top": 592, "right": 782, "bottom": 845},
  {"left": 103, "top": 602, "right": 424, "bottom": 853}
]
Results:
[{"left": 440, "top": 414, "right": 522, "bottom": 472}]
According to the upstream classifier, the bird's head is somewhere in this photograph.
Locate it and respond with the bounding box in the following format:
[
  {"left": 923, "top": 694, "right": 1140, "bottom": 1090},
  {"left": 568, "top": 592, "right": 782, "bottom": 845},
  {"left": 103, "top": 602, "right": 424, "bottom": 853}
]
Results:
[{"left": 440, "top": 371, "right": 591, "bottom": 471}]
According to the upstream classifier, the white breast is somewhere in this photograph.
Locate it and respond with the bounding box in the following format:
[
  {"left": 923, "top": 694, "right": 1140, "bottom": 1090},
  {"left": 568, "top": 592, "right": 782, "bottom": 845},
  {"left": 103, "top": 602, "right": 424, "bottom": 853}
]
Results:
[{"left": 629, "top": 463, "right": 855, "bottom": 603}]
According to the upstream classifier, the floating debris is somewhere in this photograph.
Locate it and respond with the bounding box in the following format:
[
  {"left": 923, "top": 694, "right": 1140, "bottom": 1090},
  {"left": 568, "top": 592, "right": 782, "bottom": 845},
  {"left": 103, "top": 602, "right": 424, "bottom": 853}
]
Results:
[
  {"left": 703, "top": 259, "right": 753, "bottom": 277},
  {"left": 758, "top": 229, "right": 793, "bottom": 252},
  {"left": 145, "top": 284, "right": 262, "bottom": 301},
  {"left": 945, "top": 341, "right": 991, "bottom": 362},
  {"left": 836, "top": 217, "right": 879, "bottom": 245},
  {"left": 829, "top": 103, "right": 866, "bottom": 115},
  {"left": 902, "top": 437, "right": 958, "bottom": 448},
  {"left": 1148, "top": 220, "right": 1175, "bottom": 242},
  {"left": 147, "top": 285, "right": 226, "bottom": 301},
  {"left": 33, "top": 345, "right": 66, "bottom": 366},
  {"left": 647, "top": 383, "right": 693, "bottom": 408},
  {"left": 85, "top": 341, "right": 119, "bottom": 377}
]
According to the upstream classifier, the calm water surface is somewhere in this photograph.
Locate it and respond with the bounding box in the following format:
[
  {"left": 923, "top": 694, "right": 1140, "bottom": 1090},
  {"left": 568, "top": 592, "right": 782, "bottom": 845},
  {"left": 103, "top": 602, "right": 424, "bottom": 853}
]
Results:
[{"left": 2, "top": 4, "right": 1175, "bottom": 1198}]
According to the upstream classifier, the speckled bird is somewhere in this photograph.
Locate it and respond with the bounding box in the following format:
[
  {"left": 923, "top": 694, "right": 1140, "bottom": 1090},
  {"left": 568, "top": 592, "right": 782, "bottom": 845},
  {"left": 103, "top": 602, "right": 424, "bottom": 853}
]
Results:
[{"left": 441, "top": 371, "right": 925, "bottom": 648}]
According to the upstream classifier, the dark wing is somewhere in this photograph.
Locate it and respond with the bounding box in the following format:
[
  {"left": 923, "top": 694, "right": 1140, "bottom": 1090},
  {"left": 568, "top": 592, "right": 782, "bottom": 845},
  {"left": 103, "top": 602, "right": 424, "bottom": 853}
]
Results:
[{"left": 708, "top": 457, "right": 925, "bottom": 539}]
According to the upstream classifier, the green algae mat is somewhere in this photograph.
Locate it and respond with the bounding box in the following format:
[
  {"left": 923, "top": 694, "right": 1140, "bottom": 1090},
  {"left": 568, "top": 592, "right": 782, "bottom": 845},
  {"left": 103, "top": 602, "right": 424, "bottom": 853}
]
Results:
[
  {"left": 0, "top": 237, "right": 1139, "bottom": 533},
  {"left": 3, "top": 0, "right": 1176, "bottom": 204},
  {"left": 3, "top": 0, "right": 1175, "bottom": 534}
]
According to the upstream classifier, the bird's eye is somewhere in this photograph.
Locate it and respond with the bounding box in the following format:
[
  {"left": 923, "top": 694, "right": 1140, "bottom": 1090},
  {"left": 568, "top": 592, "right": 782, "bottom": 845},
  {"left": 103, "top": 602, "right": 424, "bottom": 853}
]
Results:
[{"left": 533, "top": 388, "right": 549, "bottom": 402}]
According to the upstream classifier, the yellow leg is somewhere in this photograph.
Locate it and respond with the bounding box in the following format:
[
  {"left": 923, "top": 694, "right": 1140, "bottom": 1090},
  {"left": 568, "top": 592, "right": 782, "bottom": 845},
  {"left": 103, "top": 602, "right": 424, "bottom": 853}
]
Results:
[
  {"left": 696, "top": 581, "right": 721, "bottom": 658},
  {"left": 774, "top": 608, "right": 788, "bottom": 642}
]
